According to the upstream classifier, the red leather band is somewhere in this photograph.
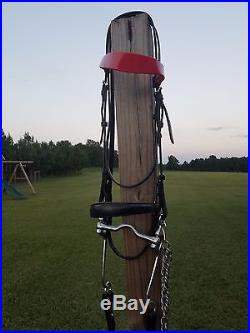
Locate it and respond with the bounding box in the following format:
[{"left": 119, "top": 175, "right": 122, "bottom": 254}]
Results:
[{"left": 100, "top": 51, "right": 165, "bottom": 87}]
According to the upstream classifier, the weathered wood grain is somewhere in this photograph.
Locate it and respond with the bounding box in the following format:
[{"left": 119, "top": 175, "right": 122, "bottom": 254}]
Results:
[{"left": 111, "top": 12, "right": 160, "bottom": 330}]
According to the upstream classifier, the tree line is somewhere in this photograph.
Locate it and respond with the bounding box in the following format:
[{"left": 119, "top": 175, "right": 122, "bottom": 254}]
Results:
[
  {"left": 165, "top": 155, "right": 247, "bottom": 172},
  {"left": 2, "top": 131, "right": 247, "bottom": 176},
  {"left": 2, "top": 131, "right": 118, "bottom": 176}
]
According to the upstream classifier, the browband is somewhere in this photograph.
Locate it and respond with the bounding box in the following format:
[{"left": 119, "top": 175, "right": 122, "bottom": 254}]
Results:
[{"left": 100, "top": 51, "right": 165, "bottom": 87}]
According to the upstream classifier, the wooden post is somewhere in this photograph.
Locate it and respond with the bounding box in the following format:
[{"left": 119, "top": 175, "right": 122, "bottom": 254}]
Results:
[
  {"left": 19, "top": 162, "right": 36, "bottom": 194},
  {"left": 111, "top": 13, "right": 161, "bottom": 329},
  {"left": 8, "top": 164, "right": 19, "bottom": 185}
]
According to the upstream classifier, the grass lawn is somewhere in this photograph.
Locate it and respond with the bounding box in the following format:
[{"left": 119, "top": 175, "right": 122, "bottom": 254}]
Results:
[{"left": 2, "top": 170, "right": 248, "bottom": 330}]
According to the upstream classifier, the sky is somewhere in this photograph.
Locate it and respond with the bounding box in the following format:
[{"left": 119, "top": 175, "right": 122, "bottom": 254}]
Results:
[{"left": 2, "top": 2, "right": 248, "bottom": 162}]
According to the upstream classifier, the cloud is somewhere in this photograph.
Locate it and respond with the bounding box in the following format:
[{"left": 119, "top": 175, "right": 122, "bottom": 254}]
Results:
[{"left": 207, "top": 127, "right": 224, "bottom": 131}]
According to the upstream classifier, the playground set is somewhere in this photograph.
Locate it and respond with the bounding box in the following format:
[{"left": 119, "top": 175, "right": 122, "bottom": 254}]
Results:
[{"left": 2, "top": 158, "right": 36, "bottom": 199}]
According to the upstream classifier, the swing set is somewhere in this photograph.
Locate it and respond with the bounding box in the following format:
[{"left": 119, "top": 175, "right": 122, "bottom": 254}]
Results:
[{"left": 2, "top": 157, "right": 36, "bottom": 198}]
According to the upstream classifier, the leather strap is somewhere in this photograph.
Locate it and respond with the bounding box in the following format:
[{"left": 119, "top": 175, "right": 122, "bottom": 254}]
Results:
[
  {"left": 100, "top": 51, "right": 165, "bottom": 87},
  {"left": 90, "top": 202, "right": 158, "bottom": 218}
]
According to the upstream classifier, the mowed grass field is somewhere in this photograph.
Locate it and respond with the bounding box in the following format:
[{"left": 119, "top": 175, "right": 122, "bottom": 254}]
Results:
[{"left": 2, "top": 170, "right": 248, "bottom": 330}]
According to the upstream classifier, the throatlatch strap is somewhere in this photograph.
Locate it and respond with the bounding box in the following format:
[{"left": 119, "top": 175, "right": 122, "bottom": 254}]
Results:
[{"left": 100, "top": 52, "right": 165, "bottom": 87}]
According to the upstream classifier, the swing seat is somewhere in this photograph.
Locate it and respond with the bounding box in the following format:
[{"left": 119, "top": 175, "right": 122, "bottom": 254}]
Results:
[{"left": 90, "top": 202, "right": 158, "bottom": 218}]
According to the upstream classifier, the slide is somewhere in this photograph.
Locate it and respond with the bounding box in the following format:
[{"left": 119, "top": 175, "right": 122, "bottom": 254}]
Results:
[{"left": 2, "top": 180, "right": 25, "bottom": 200}]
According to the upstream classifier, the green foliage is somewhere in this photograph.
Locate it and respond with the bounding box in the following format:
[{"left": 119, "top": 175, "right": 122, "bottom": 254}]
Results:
[
  {"left": 167, "top": 155, "right": 180, "bottom": 170},
  {"left": 2, "top": 130, "right": 15, "bottom": 160},
  {"left": 166, "top": 155, "right": 248, "bottom": 172},
  {"left": 2, "top": 131, "right": 247, "bottom": 175},
  {"left": 2, "top": 131, "right": 119, "bottom": 176},
  {"left": 85, "top": 139, "right": 103, "bottom": 167},
  {"left": 2, "top": 171, "right": 247, "bottom": 330}
]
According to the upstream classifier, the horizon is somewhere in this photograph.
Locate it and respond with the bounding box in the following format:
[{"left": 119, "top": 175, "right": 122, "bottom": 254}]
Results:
[
  {"left": 2, "top": 3, "right": 248, "bottom": 163},
  {"left": 2, "top": 129, "right": 248, "bottom": 164}
]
